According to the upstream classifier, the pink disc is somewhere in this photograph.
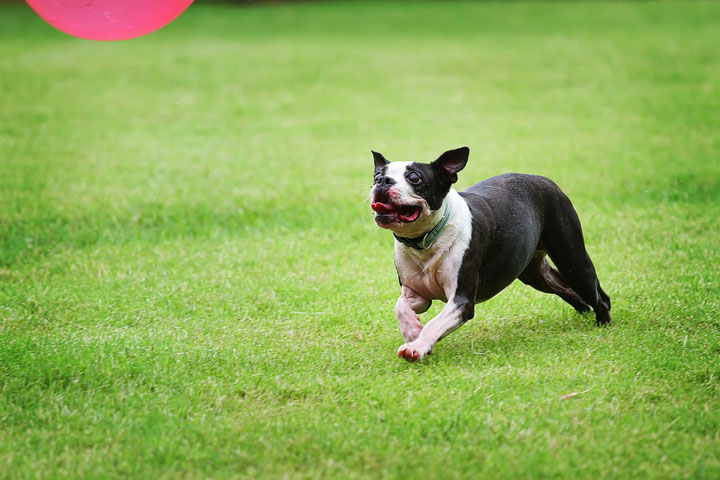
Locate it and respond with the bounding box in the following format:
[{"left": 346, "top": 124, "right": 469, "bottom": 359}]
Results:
[{"left": 25, "top": 0, "right": 194, "bottom": 41}]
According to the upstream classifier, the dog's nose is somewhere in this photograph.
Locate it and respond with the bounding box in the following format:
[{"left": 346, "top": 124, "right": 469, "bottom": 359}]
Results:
[{"left": 375, "top": 176, "right": 396, "bottom": 188}]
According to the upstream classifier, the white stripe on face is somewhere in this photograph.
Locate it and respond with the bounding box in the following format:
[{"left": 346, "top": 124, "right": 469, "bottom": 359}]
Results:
[
  {"left": 384, "top": 161, "right": 412, "bottom": 183},
  {"left": 383, "top": 162, "right": 416, "bottom": 204}
]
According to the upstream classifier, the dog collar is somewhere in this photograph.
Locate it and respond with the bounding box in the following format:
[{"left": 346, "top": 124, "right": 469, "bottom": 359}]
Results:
[{"left": 394, "top": 201, "right": 452, "bottom": 250}]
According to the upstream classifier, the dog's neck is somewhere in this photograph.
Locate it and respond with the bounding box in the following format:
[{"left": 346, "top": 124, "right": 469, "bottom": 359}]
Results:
[{"left": 393, "top": 191, "right": 457, "bottom": 250}]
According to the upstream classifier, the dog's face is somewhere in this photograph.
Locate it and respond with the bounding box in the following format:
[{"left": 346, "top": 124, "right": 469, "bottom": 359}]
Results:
[{"left": 370, "top": 147, "right": 469, "bottom": 237}]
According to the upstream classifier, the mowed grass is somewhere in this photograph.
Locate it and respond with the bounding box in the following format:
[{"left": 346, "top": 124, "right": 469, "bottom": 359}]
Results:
[{"left": 1, "top": 1, "right": 719, "bottom": 478}]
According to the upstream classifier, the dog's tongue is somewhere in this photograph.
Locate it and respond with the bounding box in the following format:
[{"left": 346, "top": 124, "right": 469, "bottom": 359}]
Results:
[
  {"left": 371, "top": 202, "right": 395, "bottom": 214},
  {"left": 400, "top": 209, "right": 421, "bottom": 222}
]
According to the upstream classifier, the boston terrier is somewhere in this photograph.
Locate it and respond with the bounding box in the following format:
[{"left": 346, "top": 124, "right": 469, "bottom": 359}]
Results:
[{"left": 370, "top": 147, "right": 611, "bottom": 362}]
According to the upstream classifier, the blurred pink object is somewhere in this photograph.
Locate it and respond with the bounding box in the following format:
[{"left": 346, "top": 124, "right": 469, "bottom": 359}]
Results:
[{"left": 25, "top": 0, "right": 194, "bottom": 41}]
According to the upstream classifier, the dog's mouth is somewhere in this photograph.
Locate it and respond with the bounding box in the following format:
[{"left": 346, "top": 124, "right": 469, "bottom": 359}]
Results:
[{"left": 371, "top": 200, "right": 422, "bottom": 226}]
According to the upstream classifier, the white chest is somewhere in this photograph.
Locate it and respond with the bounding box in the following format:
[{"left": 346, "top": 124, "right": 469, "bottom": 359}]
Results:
[
  {"left": 395, "top": 249, "right": 457, "bottom": 301},
  {"left": 392, "top": 189, "right": 473, "bottom": 303}
]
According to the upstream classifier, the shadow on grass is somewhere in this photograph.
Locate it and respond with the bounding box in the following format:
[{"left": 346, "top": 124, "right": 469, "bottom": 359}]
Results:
[{"left": 401, "top": 308, "right": 609, "bottom": 369}]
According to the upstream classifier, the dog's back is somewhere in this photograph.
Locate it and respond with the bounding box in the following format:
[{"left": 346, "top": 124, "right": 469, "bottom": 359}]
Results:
[
  {"left": 463, "top": 173, "right": 566, "bottom": 214},
  {"left": 461, "top": 173, "right": 578, "bottom": 246}
]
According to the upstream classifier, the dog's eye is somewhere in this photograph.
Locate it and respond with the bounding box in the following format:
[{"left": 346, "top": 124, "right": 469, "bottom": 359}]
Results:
[
  {"left": 406, "top": 172, "right": 422, "bottom": 184},
  {"left": 374, "top": 174, "right": 381, "bottom": 184}
]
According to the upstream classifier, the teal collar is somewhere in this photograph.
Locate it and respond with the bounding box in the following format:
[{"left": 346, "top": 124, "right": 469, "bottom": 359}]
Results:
[{"left": 394, "top": 201, "right": 453, "bottom": 250}]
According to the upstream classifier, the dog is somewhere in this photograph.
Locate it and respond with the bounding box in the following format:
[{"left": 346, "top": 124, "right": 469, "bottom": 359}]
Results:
[{"left": 370, "top": 146, "right": 611, "bottom": 362}]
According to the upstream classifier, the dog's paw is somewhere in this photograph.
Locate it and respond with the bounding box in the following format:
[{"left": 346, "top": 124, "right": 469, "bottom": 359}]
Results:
[{"left": 397, "top": 341, "right": 432, "bottom": 362}]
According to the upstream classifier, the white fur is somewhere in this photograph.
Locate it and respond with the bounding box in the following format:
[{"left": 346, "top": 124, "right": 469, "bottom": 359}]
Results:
[
  {"left": 385, "top": 161, "right": 413, "bottom": 184},
  {"left": 397, "top": 302, "right": 464, "bottom": 361},
  {"left": 372, "top": 160, "right": 475, "bottom": 361},
  {"left": 393, "top": 188, "right": 474, "bottom": 361},
  {"left": 394, "top": 189, "right": 472, "bottom": 301}
]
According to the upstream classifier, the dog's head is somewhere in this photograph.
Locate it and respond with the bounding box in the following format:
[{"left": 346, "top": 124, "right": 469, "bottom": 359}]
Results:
[{"left": 370, "top": 147, "right": 469, "bottom": 237}]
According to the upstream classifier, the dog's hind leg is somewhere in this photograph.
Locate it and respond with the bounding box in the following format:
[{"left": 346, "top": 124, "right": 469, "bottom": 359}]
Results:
[
  {"left": 547, "top": 248, "right": 611, "bottom": 326},
  {"left": 518, "top": 250, "right": 592, "bottom": 314},
  {"left": 540, "top": 194, "right": 611, "bottom": 325}
]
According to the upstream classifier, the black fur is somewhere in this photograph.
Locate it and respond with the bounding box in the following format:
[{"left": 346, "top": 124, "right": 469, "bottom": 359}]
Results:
[{"left": 454, "top": 173, "right": 611, "bottom": 326}]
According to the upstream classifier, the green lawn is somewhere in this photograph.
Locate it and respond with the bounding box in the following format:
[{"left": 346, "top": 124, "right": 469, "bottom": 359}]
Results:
[{"left": 1, "top": 1, "right": 719, "bottom": 478}]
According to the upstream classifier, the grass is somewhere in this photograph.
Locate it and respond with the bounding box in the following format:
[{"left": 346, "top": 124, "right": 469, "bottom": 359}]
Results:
[{"left": 1, "top": 1, "right": 719, "bottom": 478}]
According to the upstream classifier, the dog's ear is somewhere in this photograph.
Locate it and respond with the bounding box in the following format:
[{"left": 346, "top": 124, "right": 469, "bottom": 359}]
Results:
[
  {"left": 431, "top": 146, "right": 469, "bottom": 184},
  {"left": 371, "top": 150, "right": 389, "bottom": 170}
]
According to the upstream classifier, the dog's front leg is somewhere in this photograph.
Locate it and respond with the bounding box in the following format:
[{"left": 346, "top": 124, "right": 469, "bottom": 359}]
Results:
[
  {"left": 394, "top": 285, "right": 431, "bottom": 342},
  {"left": 397, "top": 296, "right": 474, "bottom": 362}
]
